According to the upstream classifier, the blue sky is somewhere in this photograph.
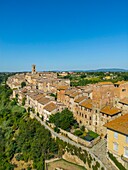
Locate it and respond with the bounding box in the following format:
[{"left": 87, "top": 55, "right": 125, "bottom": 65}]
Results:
[{"left": 0, "top": 0, "right": 128, "bottom": 71}]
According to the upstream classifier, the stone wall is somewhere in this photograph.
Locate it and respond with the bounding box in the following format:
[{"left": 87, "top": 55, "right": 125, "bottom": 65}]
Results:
[
  {"left": 62, "top": 151, "right": 88, "bottom": 169},
  {"left": 63, "top": 151, "right": 107, "bottom": 170},
  {"left": 59, "top": 128, "right": 100, "bottom": 148}
]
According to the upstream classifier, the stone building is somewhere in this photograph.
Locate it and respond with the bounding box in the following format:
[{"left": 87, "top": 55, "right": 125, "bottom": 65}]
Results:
[
  {"left": 7, "top": 66, "right": 128, "bottom": 138},
  {"left": 104, "top": 114, "right": 128, "bottom": 169},
  {"left": 32, "top": 64, "right": 36, "bottom": 74},
  {"left": 57, "top": 81, "right": 128, "bottom": 137}
]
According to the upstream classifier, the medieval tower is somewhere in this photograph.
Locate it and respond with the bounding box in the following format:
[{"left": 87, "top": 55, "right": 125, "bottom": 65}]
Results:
[{"left": 32, "top": 64, "right": 36, "bottom": 74}]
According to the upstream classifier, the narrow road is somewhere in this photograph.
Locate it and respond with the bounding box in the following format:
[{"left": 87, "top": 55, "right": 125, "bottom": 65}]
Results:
[
  {"left": 33, "top": 113, "right": 91, "bottom": 151},
  {"left": 32, "top": 113, "right": 118, "bottom": 170},
  {"left": 90, "top": 139, "right": 118, "bottom": 170}
]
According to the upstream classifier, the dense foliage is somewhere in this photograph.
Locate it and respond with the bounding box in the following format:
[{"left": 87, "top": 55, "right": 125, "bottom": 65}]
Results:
[
  {"left": 16, "top": 118, "right": 58, "bottom": 169},
  {"left": 0, "top": 72, "right": 15, "bottom": 84},
  {"left": 21, "top": 81, "right": 26, "bottom": 88},
  {"left": 108, "top": 152, "right": 127, "bottom": 170},
  {"left": 58, "top": 72, "right": 128, "bottom": 86},
  {"left": 0, "top": 85, "right": 58, "bottom": 170},
  {"left": 49, "top": 109, "right": 76, "bottom": 131},
  {"left": 71, "top": 79, "right": 99, "bottom": 87},
  {"left": 74, "top": 129, "right": 83, "bottom": 136},
  {"left": 0, "top": 73, "right": 110, "bottom": 169}
]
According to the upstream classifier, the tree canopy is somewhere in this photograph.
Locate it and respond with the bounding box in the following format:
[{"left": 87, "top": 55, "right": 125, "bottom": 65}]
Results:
[
  {"left": 0, "top": 85, "right": 58, "bottom": 170},
  {"left": 49, "top": 109, "right": 76, "bottom": 131},
  {"left": 21, "top": 81, "right": 26, "bottom": 88}
]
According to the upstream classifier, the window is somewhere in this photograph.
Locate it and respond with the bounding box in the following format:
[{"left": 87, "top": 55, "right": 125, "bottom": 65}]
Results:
[
  {"left": 124, "top": 147, "right": 128, "bottom": 158},
  {"left": 107, "top": 92, "right": 110, "bottom": 97},
  {"left": 113, "top": 143, "right": 118, "bottom": 152},
  {"left": 126, "top": 136, "right": 128, "bottom": 143},
  {"left": 114, "top": 132, "right": 118, "bottom": 139}
]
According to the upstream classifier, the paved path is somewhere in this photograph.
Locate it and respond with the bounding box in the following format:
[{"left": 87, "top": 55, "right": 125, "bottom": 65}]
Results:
[
  {"left": 90, "top": 139, "right": 118, "bottom": 170},
  {"left": 32, "top": 113, "right": 118, "bottom": 170}
]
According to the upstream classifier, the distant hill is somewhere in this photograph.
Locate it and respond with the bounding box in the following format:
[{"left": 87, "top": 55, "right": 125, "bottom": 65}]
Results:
[
  {"left": 1, "top": 68, "right": 128, "bottom": 73},
  {"left": 68, "top": 68, "right": 128, "bottom": 72},
  {"left": 89, "top": 68, "right": 128, "bottom": 72}
]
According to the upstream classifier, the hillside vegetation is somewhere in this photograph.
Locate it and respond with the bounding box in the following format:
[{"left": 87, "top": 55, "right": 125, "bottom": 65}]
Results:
[
  {"left": 0, "top": 85, "right": 58, "bottom": 170},
  {"left": 58, "top": 72, "right": 128, "bottom": 86}
]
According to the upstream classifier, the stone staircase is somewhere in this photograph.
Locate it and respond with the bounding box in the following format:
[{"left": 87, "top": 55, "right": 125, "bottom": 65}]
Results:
[{"left": 90, "top": 139, "right": 118, "bottom": 170}]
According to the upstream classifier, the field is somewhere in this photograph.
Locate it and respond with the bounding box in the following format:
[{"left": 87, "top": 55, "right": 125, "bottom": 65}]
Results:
[{"left": 46, "top": 159, "right": 86, "bottom": 170}]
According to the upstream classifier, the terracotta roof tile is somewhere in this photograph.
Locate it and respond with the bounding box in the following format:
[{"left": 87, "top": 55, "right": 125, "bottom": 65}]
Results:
[
  {"left": 38, "top": 97, "right": 51, "bottom": 105},
  {"left": 65, "top": 89, "right": 75, "bottom": 95},
  {"left": 70, "top": 92, "right": 80, "bottom": 98},
  {"left": 114, "top": 81, "right": 127, "bottom": 85},
  {"left": 119, "top": 98, "right": 128, "bottom": 105},
  {"left": 97, "top": 82, "right": 113, "bottom": 85},
  {"left": 43, "top": 102, "right": 57, "bottom": 112},
  {"left": 21, "top": 89, "right": 27, "bottom": 93},
  {"left": 100, "top": 105, "right": 121, "bottom": 116},
  {"left": 29, "top": 92, "right": 38, "bottom": 98},
  {"left": 104, "top": 114, "right": 128, "bottom": 135},
  {"left": 57, "top": 85, "right": 69, "bottom": 90},
  {"left": 74, "top": 96, "right": 87, "bottom": 103},
  {"left": 80, "top": 99, "right": 92, "bottom": 109},
  {"left": 32, "top": 94, "right": 44, "bottom": 100}
]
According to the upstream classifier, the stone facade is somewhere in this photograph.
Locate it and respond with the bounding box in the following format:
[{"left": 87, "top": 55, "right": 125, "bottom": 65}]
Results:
[
  {"left": 57, "top": 81, "right": 128, "bottom": 137},
  {"left": 104, "top": 114, "right": 128, "bottom": 169},
  {"left": 7, "top": 66, "right": 128, "bottom": 138}
]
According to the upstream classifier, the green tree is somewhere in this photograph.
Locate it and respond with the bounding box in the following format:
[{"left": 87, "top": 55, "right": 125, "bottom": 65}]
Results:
[
  {"left": 21, "top": 82, "right": 26, "bottom": 88},
  {"left": 22, "top": 97, "right": 26, "bottom": 106},
  {"left": 49, "top": 109, "right": 76, "bottom": 130}
]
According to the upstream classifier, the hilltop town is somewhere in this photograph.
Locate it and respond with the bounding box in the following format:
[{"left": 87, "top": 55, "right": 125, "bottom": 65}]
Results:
[{"left": 6, "top": 65, "right": 128, "bottom": 170}]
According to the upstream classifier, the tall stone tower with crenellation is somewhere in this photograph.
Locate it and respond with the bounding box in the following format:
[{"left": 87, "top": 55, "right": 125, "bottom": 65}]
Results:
[{"left": 32, "top": 64, "right": 36, "bottom": 74}]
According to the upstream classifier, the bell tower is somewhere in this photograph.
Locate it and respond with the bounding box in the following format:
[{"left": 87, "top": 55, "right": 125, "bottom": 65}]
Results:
[{"left": 32, "top": 64, "right": 36, "bottom": 74}]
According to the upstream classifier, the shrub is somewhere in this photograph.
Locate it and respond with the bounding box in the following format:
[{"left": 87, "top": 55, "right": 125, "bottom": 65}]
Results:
[
  {"left": 74, "top": 130, "right": 83, "bottom": 136},
  {"left": 80, "top": 125, "right": 85, "bottom": 131},
  {"left": 15, "top": 153, "right": 23, "bottom": 161},
  {"left": 74, "top": 123, "right": 79, "bottom": 129},
  {"left": 27, "top": 107, "right": 31, "bottom": 113},
  {"left": 87, "top": 157, "right": 91, "bottom": 168},
  {"left": 22, "top": 97, "right": 26, "bottom": 106},
  {"left": 88, "top": 131, "right": 99, "bottom": 138},
  {"left": 54, "top": 127, "right": 60, "bottom": 133},
  {"left": 27, "top": 167, "right": 32, "bottom": 170},
  {"left": 31, "top": 108, "right": 35, "bottom": 113},
  {"left": 108, "top": 152, "right": 127, "bottom": 170},
  {"left": 21, "top": 82, "right": 26, "bottom": 88}
]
